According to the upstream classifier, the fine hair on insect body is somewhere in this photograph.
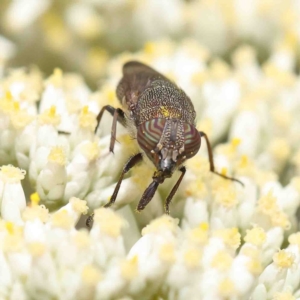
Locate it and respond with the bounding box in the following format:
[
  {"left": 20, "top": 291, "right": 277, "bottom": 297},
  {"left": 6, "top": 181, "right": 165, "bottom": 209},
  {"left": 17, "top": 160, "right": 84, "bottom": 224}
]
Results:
[{"left": 86, "top": 61, "right": 242, "bottom": 228}]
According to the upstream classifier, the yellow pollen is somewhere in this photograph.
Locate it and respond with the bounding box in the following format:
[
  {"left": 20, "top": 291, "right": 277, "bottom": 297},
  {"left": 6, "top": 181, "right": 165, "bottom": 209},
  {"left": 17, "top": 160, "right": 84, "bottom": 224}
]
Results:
[
  {"left": 30, "top": 192, "right": 40, "bottom": 206},
  {"left": 0, "top": 92, "right": 16, "bottom": 113},
  {"left": 13, "top": 101, "right": 20, "bottom": 111},
  {"left": 273, "top": 291, "right": 296, "bottom": 300},
  {"left": 105, "top": 89, "right": 116, "bottom": 103},
  {"left": 232, "top": 45, "right": 256, "bottom": 66},
  {"left": 142, "top": 215, "right": 179, "bottom": 236},
  {"left": 70, "top": 197, "right": 88, "bottom": 214},
  {"left": 218, "top": 278, "right": 236, "bottom": 297},
  {"left": 200, "top": 222, "right": 209, "bottom": 231},
  {"left": 39, "top": 106, "right": 61, "bottom": 126},
  {"left": 80, "top": 142, "right": 100, "bottom": 161},
  {"left": 10, "top": 110, "right": 34, "bottom": 129},
  {"left": 0, "top": 165, "right": 26, "bottom": 183},
  {"left": 47, "top": 68, "right": 63, "bottom": 86},
  {"left": 144, "top": 41, "right": 156, "bottom": 54},
  {"left": 49, "top": 106, "right": 56, "bottom": 116},
  {"left": 79, "top": 106, "right": 97, "bottom": 131},
  {"left": 257, "top": 191, "right": 277, "bottom": 215},
  {"left": 184, "top": 248, "right": 202, "bottom": 268},
  {"left": 22, "top": 205, "right": 49, "bottom": 222},
  {"left": 82, "top": 265, "right": 102, "bottom": 285},
  {"left": 211, "top": 251, "right": 233, "bottom": 271},
  {"left": 271, "top": 210, "right": 291, "bottom": 230},
  {"left": 5, "top": 90, "right": 13, "bottom": 100},
  {"left": 214, "top": 186, "right": 238, "bottom": 208},
  {"left": 28, "top": 242, "right": 46, "bottom": 256},
  {"left": 247, "top": 259, "right": 263, "bottom": 275},
  {"left": 273, "top": 250, "right": 295, "bottom": 269},
  {"left": 220, "top": 167, "right": 228, "bottom": 176},
  {"left": 188, "top": 222, "right": 209, "bottom": 244},
  {"left": 48, "top": 146, "right": 66, "bottom": 166},
  {"left": 82, "top": 105, "right": 89, "bottom": 114},
  {"left": 231, "top": 138, "right": 241, "bottom": 149},
  {"left": 121, "top": 256, "right": 138, "bottom": 280},
  {"left": 257, "top": 191, "right": 290, "bottom": 229},
  {"left": 159, "top": 243, "right": 175, "bottom": 263},
  {"left": 52, "top": 210, "right": 73, "bottom": 229},
  {"left": 5, "top": 221, "right": 14, "bottom": 235},
  {"left": 213, "top": 228, "right": 241, "bottom": 250},
  {"left": 239, "top": 155, "right": 249, "bottom": 168},
  {"left": 94, "top": 208, "right": 127, "bottom": 237},
  {"left": 244, "top": 227, "right": 266, "bottom": 246}
]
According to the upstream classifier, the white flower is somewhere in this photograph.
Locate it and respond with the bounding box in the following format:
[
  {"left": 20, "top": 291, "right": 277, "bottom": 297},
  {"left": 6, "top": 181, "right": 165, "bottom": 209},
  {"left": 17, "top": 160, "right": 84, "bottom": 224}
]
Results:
[{"left": 0, "top": 165, "right": 26, "bottom": 224}]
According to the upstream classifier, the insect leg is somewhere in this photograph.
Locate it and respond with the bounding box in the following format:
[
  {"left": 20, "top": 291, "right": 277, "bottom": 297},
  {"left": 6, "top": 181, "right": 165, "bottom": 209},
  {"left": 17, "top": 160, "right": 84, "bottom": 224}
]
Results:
[
  {"left": 164, "top": 166, "right": 186, "bottom": 215},
  {"left": 104, "top": 152, "right": 143, "bottom": 208},
  {"left": 136, "top": 180, "right": 159, "bottom": 212},
  {"left": 95, "top": 105, "right": 126, "bottom": 153},
  {"left": 199, "top": 131, "right": 244, "bottom": 186},
  {"left": 86, "top": 153, "right": 143, "bottom": 228}
]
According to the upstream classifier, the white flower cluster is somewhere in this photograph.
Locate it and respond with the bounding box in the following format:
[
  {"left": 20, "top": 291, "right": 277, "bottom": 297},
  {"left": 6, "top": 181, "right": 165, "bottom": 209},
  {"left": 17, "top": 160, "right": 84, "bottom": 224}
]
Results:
[
  {"left": 1, "top": 40, "right": 300, "bottom": 299},
  {"left": 1, "top": 0, "right": 300, "bottom": 81}
]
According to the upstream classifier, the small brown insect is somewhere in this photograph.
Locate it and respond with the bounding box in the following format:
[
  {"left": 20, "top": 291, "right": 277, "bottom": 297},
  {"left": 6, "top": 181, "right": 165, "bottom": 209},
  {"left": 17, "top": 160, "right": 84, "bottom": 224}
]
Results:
[{"left": 86, "top": 61, "right": 241, "bottom": 227}]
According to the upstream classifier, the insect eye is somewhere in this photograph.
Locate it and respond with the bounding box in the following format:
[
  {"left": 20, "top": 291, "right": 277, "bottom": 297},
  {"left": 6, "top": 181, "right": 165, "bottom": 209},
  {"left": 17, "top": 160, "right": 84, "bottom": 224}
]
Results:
[
  {"left": 137, "top": 119, "right": 166, "bottom": 152},
  {"left": 183, "top": 124, "right": 201, "bottom": 159}
]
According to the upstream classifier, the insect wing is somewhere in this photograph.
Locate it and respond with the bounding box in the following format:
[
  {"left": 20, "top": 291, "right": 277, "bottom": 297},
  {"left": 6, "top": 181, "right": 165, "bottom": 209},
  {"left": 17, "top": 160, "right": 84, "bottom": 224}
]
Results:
[{"left": 117, "top": 61, "right": 170, "bottom": 105}]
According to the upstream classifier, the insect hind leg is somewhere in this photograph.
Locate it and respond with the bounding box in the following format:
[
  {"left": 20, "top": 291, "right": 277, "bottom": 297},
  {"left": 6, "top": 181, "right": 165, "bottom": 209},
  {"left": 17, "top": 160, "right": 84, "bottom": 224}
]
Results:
[
  {"left": 95, "top": 105, "right": 126, "bottom": 153},
  {"left": 199, "top": 131, "right": 244, "bottom": 186}
]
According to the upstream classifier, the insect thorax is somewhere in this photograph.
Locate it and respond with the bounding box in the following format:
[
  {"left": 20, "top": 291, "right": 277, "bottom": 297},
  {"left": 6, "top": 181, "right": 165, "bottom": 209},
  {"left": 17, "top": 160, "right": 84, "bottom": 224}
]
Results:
[{"left": 134, "top": 79, "right": 196, "bottom": 125}]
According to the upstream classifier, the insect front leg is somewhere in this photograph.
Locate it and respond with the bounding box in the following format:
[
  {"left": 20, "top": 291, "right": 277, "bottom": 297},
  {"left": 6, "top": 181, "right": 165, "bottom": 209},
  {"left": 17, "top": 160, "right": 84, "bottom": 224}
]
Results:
[
  {"left": 136, "top": 180, "right": 159, "bottom": 212},
  {"left": 164, "top": 166, "right": 186, "bottom": 215},
  {"left": 95, "top": 105, "right": 126, "bottom": 153},
  {"left": 86, "top": 153, "right": 143, "bottom": 228},
  {"left": 199, "top": 131, "right": 243, "bottom": 186},
  {"left": 105, "top": 153, "right": 143, "bottom": 208}
]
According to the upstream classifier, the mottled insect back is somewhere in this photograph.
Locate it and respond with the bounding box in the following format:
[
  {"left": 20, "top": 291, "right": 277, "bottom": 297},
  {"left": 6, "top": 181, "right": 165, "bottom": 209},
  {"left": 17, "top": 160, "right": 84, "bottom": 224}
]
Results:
[
  {"left": 87, "top": 61, "right": 241, "bottom": 225},
  {"left": 118, "top": 62, "right": 201, "bottom": 175}
]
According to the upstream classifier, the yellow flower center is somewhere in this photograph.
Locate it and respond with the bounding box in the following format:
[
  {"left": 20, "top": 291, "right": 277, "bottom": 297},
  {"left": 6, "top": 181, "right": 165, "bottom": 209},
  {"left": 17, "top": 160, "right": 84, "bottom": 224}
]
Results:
[
  {"left": 70, "top": 197, "right": 88, "bottom": 214},
  {"left": 121, "top": 256, "right": 138, "bottom": 280},
  {"left": 94, "top": 208, "right": 127, "bottom": 237},
  {"left": 0, "top": 165, "right": 26, "bottom": 183},
  {"left": 82, "top": 265, "right": 102, "bottom": 285},
  {"left": 39, "top": 106, "right": 61, "bottom": 126},
  {"left": 273, "top": 250, "right": 295, "bottom": 269},
  {"left": 79, "top": 106, "right": 96, "bottom": 131},
  {"left": 48, "top": 146, "right": 66, "bottom": 166},
  {"left": 244, "top": 227, "right": 266, "bottom": 246}
]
